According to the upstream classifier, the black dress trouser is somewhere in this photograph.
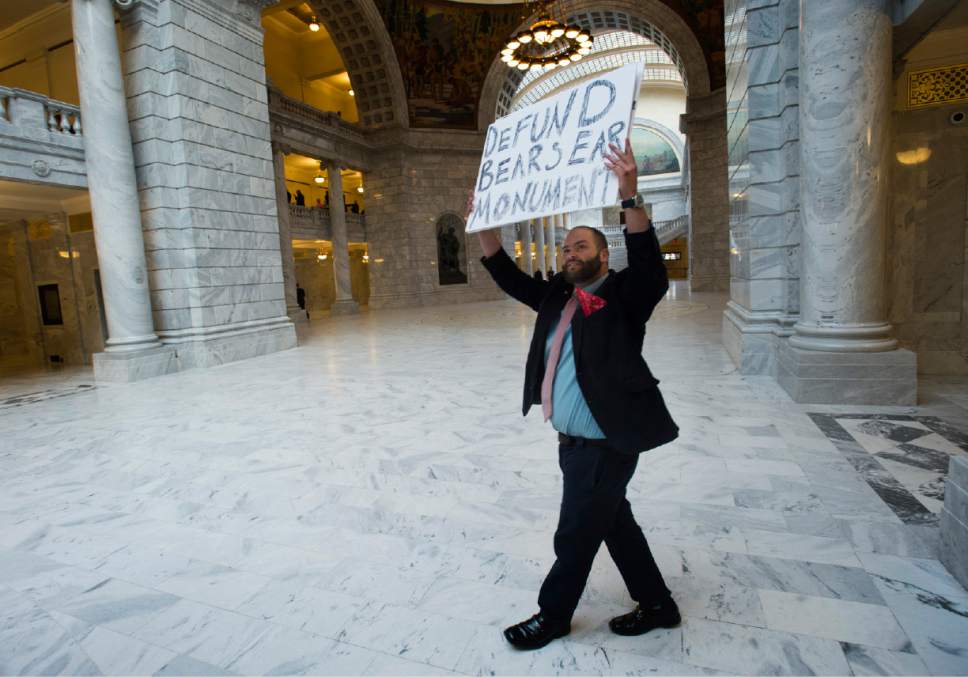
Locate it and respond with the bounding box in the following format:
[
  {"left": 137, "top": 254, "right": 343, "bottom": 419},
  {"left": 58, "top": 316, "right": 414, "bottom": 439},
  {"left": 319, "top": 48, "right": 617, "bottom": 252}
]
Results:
[{"left": 537, "top": 440, "right": 671, "bottom": 622}]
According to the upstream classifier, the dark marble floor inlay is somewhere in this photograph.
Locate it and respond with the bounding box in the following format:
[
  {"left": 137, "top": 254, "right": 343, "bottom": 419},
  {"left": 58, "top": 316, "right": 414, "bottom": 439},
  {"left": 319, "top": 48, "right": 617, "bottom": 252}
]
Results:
[
  {"left": 808, "top": 413, "right": 968, "bottom": 526},
  {"left": 0, "top": 384, "right": 96, "bottom": 410}
]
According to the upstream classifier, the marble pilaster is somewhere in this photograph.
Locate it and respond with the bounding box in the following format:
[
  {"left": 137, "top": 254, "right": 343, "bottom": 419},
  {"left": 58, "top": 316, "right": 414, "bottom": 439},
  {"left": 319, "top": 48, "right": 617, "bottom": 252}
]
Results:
[
  {"left": 521, "top": 221, "right": 534, "bottom": 276},
  {"left": 779, "top": 0, "right": 916, "bottom": 404},
  {"left": 272, "top": 145, "right": 306, "bottom": 323},
  {"left": 327, "top": 162, "right": 358, "bottom": 315},
  {"left": 71, "top": 0, "right": 174, "bottom": 383},
  {"left": 119, "top": 0, "right": 295, "bottom": 374}
]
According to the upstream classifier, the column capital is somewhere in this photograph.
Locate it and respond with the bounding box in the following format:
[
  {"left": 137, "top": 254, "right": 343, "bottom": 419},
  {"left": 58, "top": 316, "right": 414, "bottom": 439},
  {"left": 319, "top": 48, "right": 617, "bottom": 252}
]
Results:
[{"left": 271, "top": 140, "right": 292, "bottom": 156}]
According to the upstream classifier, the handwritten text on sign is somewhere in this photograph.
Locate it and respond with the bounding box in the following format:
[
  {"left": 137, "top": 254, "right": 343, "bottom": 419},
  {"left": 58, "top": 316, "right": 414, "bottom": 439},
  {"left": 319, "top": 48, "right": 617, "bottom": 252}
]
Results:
[{"left": 466, "top": 62, "right": 642, "bottom": 233}]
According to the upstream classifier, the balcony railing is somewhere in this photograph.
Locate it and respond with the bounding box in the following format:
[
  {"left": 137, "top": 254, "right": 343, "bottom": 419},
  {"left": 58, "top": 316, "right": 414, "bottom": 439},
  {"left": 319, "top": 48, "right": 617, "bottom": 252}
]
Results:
[
  {"left": 0, "top": 87, "right": 86, "bottom": 187},
  {"left": 0, "top": 87, "right": 82, "bottom": 137},
  {"left": 268, "top": 87, "right": 368, "bottom": 148},
  {"left": 288, "top": 204, "right": 366, "bottom": 242},
  {"left": 654, "top": 215, "right": 689, "bottom": 245}
]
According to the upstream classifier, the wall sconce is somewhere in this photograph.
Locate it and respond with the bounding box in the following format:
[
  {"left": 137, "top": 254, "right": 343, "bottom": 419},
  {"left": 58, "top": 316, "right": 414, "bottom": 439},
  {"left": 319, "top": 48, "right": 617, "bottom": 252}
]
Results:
[
  {"left": 308, "top": 16, "right": 320, "bottom": 32},
  {"left": 317, "top": 253, "right": 328, "bottom": 261}
]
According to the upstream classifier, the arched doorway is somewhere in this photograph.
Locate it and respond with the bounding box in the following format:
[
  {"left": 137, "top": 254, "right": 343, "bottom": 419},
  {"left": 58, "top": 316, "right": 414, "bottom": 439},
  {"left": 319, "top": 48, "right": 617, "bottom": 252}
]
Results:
[{"left": 477, "top": 1, "right": 727, "bottom": 292}]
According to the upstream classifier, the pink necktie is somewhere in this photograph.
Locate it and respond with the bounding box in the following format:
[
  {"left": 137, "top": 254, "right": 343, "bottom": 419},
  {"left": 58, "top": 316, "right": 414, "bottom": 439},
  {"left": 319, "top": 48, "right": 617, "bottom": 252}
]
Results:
[{"left": 541, "top": 295, "right": 578, "bottom": 421}]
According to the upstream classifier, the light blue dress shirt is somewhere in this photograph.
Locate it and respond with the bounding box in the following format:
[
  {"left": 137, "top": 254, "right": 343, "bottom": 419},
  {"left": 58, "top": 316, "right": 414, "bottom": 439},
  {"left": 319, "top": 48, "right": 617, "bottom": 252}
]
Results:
[{"left": 543, "top": 276, "right": 607, "bottom": 439}]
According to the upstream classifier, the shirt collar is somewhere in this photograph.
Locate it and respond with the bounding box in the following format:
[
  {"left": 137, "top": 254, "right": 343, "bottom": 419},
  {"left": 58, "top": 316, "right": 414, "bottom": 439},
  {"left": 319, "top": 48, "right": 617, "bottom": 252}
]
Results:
[{"left": 577, "top": 274, "right": 608, "bottom": 296}]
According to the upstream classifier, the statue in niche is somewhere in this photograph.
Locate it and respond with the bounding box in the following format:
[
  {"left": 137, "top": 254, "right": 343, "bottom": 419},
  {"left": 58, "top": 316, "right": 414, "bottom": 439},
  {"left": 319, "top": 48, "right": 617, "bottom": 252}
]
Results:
[{"left": 436, "top": 213, "right": 468, "bottom": 285}]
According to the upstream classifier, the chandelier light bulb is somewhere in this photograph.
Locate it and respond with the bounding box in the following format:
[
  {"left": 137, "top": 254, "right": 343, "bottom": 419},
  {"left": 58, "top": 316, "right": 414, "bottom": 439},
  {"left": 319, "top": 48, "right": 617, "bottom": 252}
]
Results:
[
  {"left": 529, "top": 62, "right": 542, "bottom": 70},
  {"left": 578, "top": 46, "right": 591, "bottom": 55},
  {"left": 551, "top": 27, "right": 565, "bottom": 38},
  {"left": 558, "top": 57, "right": 570, "bottom": 66},
  {"left": 517, "top": 62, "right": 529, "bottom": 70},
  {"left": 565, "top": 25, "right": 580, "bottom": 38},
  {"left": 577, "top": 32, "right": 590, "bottom": 42},
  {"left": 506, "top": 39, "right": 520, "bottom": 49},
  {"left": 534, "top": 28, "right": 548, "bottom": 43},
  {"left": 501, "top": 48, "right": 513, "bottom": 56},
  {"left": 518, "top": 31, "right": 533, "bottom": 43},
  {"left": 501, "top": 54, "right": 512, "bottom": 62},
  {"left": 507, "top": 58, "right": 519, "bottom": 67},
  {"left": 570, "top": 53, "right": 582, "bottom": 61}
]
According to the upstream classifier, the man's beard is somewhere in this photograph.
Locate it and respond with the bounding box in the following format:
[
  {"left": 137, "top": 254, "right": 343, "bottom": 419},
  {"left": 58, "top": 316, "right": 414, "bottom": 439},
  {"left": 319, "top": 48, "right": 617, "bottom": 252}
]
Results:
[{"left": 562, "top": 256, "right": 602, "bottom": 285}]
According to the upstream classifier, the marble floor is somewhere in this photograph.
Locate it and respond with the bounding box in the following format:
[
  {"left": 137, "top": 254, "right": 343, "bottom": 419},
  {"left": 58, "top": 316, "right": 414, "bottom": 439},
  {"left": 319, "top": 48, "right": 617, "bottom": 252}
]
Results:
[{"left": 2, "top": 282, "right": 968, "bottom": 676}]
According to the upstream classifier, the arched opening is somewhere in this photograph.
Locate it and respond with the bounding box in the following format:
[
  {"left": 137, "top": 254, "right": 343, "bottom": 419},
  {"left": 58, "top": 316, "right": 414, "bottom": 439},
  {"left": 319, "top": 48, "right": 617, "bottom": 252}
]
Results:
[{"left": 477, "top": 2, "right": 724, "bottom": 291}]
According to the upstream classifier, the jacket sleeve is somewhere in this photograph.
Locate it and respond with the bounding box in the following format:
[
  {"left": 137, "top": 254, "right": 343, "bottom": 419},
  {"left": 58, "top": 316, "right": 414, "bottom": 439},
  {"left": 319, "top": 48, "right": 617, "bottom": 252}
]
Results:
[
  {"left": 619, "top": 227, "right": 669, "bottom": 325},
  {"left": 480, "top": 248, "right": 549, "bottom": 312}
]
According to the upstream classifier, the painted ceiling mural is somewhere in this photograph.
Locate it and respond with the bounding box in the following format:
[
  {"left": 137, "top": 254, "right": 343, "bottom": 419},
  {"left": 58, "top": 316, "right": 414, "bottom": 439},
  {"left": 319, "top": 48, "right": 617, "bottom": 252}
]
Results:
[
  {"left": 374, "top": 0, "right": 724, "bottom": 129},
  {"left": 375, "top": 0, "right": 523, "bottom": 129}
]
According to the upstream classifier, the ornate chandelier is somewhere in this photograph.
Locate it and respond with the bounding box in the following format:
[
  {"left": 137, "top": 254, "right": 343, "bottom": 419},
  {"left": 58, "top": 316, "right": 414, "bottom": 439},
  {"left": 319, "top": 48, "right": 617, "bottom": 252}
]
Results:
[{"left": 501, "top": 12, "right": 593, "bottom": 72}]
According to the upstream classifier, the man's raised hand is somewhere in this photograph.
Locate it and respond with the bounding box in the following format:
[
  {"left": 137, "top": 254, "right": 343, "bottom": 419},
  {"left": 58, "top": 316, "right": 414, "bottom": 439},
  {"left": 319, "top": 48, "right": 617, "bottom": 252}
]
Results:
[{"left": 604, "top": 138, "right": 638, "bottom": 201}]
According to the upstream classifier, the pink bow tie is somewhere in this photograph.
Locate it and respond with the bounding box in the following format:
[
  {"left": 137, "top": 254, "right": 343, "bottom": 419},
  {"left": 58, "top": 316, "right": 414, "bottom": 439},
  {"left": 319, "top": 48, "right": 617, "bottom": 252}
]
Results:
[{"left": 574, "top": 287, "right": 606, "bottom": 317}]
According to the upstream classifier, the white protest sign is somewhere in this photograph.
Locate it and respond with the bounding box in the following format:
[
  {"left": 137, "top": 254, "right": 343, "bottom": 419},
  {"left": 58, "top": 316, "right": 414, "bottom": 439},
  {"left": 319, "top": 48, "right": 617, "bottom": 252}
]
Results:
[{"left": 466, "top": 62, "right": 643, "bottom": 233}]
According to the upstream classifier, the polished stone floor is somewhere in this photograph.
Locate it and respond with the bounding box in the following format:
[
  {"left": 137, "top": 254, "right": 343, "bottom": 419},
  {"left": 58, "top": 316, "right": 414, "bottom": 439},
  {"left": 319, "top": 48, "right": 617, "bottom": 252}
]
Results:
[{"left": 2, "top": 282, "right": 968, "bottom": 676}]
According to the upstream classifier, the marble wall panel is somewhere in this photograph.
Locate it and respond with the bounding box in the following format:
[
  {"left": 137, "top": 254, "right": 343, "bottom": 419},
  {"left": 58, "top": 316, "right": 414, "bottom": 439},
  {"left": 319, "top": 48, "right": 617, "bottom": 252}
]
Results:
[
  {"left": 0, "top": 222, "right": 44, "bottom": 370},
  {"left": 891, "top": 101, "right": 968, "bottom": 374},
  {"left": 363, "top": 131, "right": 507, "bottom": 309},
  {"left": 120, "top": 0, "right": 294, "bottom": 370},
  {"left": 723, "top": 0, "right": 800, "bottom": 375}
]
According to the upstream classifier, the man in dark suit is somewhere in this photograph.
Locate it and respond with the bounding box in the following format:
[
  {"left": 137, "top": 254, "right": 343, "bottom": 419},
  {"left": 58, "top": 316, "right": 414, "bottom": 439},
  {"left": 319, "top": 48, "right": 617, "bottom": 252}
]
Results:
[{"left": 471, "top": 140, "right": 680, "bottom": 650}]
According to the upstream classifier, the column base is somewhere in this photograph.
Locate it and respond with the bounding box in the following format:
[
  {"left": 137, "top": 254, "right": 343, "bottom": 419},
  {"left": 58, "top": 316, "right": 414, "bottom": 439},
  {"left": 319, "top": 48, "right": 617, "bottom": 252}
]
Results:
[
  {"left": 940, "top": 456, "right": 968, "bottom": 590},
  {"left": 93, "top": 345, "right": 178, "bottom": 383},
  {"left": 722, "top": 302, "right": 796, "bottom": 376},
  {"left": 776, "top": 340, "right": 917, "bottom": 405},
  {"left": 287, "top": 305, "right": 308, "bottom": 324},
  {"left": 329, "top": 299, "right": 360, "bottom": 316},
  {"left": 160, "top": 318, "right": 297, "bottom": 371}
]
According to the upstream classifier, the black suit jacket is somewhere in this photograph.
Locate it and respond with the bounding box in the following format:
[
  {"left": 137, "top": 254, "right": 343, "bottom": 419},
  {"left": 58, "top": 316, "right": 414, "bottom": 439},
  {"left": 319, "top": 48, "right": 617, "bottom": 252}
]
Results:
[{"left": 481, "top": 227, "right": 679, "bottom": 455}]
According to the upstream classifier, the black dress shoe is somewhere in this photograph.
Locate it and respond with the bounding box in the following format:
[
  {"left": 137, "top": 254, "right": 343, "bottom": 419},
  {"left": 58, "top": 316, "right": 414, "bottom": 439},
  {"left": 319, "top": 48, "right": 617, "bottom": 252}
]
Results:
[
  {"left": 503, "top": 612, "right": 570, "bottom": 650},
  {"left": 609, "top": 598, "right": 681, "bottom": 636}
]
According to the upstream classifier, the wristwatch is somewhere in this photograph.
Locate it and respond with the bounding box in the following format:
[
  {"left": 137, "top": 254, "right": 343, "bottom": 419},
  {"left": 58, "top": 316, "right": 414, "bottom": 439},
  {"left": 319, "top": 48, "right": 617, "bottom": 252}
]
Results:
[{"left": 621, "top": 192, "right": 645, "bottom": 210}]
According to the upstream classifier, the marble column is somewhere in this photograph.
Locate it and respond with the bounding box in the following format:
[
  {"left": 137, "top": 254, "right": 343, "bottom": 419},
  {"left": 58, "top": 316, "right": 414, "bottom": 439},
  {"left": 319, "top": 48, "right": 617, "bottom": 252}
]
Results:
[
  {"left": 533, "top": 217, "right": 546, "bottom": 279},
  {"left": 326, "top": 161, "right": 358, "bottom": 315},
  {"left": 521, "top": 220, "right": 534, "bottom": 275},
  {"left": 272, "top": 145, "right": 305, "bottom": 323},
  {"left": 779, "top": 0, "right": 916, "bottom": 404},
  {"left": 546, "top": 216, "right": 557, "bottom": 274},
  {"left": 72, "top": 0, "right": 173, "bottom": 381}
]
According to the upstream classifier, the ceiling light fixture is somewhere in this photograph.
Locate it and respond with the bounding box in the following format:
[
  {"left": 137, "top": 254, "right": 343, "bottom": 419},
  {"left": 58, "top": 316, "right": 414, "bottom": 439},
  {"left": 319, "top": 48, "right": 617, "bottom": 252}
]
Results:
[
  {"left": 308, "top": 16, "right": 320, "bottom": 32},
  {"left": 500, "top": 4, "right": 591, "bottom": 73},
  {"left": 314, "top": 161, "right": 325, "bottom": 184}
]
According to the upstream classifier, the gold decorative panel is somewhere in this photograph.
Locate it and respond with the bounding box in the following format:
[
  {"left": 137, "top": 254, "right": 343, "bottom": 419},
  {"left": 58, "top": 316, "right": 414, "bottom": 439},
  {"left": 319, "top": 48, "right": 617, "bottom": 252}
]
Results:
[{"left": 908, "top": 64, "right": 968, "bottom": 108}]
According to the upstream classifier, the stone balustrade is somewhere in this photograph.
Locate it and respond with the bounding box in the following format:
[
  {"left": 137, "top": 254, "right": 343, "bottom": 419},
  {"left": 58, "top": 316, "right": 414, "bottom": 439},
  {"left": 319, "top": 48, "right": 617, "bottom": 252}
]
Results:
[
  {"left": 0, "top": 87, "right": 87, "bottom": 187},
  {"left": 287, "top": 204, "right": 366, "bottom": 242},
  {"left": 654, "top": 215, "right": 689, "bottom": 245},
  {"left": 268, "top": 87, "right": 371, "bottom": 170}
]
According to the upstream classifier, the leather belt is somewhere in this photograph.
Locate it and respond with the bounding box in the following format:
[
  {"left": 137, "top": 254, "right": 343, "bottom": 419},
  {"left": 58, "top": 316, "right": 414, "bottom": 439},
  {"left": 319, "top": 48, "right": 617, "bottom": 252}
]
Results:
[{"left": 558, "top": 432, "right": 611, "bottom": 448}]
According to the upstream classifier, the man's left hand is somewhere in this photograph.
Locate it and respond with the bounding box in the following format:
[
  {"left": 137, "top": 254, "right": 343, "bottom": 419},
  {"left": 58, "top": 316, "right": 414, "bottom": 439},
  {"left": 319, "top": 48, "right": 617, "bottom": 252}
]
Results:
[{"left": 604, "top": 139, "right": 638, "bottom": 200}]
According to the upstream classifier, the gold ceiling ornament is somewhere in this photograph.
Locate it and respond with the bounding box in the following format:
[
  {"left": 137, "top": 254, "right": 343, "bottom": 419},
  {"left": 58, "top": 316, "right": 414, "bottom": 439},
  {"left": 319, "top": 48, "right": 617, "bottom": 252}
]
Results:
[
  {"left": 501, "top": 1, "right": 592, "bottom": 72},
  {"left": 908, "top": 63, "right": 968, "bottom": 108}
]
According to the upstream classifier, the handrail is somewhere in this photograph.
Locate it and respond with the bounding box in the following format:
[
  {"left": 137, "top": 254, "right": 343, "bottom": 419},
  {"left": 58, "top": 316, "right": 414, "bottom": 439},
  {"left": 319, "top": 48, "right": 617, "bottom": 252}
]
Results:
[{"left": 0, "top": 86, "right": 82, "bottom": 137}]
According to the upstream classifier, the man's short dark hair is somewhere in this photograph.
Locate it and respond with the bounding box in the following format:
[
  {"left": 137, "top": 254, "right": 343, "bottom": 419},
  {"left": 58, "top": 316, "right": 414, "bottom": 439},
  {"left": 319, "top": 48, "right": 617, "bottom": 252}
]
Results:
[{"left": 573, "top": 226, "right": 608, "bottom": 251}]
